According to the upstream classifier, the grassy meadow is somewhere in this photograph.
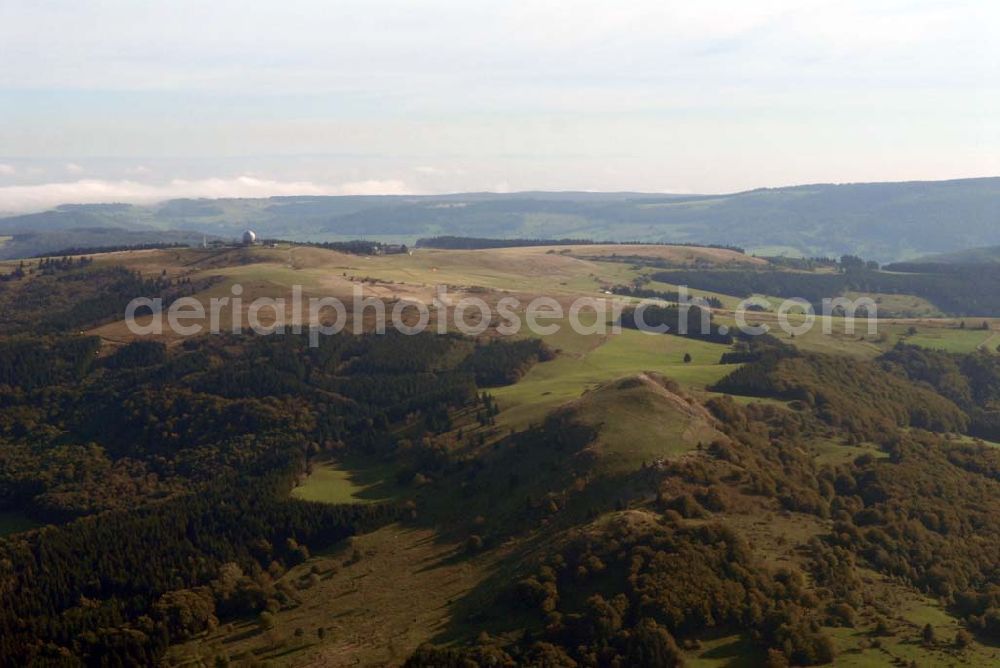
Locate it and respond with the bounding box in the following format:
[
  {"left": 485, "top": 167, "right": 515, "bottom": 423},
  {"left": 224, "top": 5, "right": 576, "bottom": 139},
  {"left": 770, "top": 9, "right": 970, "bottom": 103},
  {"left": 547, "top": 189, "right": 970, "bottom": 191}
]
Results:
[
  {"left": 290, "top": 461, "right": 375, "bottom": 505},
  {"left": 493, "top": 325, "right": 735, "bottom": 430}
]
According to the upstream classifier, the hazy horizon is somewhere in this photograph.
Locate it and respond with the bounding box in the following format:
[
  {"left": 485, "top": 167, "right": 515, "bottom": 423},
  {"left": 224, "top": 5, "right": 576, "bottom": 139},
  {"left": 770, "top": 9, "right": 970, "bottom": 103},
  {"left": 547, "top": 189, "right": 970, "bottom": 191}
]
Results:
[
  {"left": 2, "top": 0, "right": 998, "bottom": 211},
  {"left": 4, "top": 168, "right": 1000, "bottom": 218}
]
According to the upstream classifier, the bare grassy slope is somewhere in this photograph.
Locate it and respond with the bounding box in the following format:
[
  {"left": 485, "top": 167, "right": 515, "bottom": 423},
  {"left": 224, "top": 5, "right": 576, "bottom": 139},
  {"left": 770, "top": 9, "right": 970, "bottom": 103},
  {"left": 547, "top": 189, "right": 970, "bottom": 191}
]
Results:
[{"left": 552, "top": 373, "right": 724, "bottom": 472}]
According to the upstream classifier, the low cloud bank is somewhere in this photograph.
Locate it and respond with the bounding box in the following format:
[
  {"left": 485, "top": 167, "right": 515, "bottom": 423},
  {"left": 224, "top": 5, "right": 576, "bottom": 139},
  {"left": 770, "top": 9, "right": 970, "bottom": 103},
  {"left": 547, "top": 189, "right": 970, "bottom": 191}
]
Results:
[{"left": 0, "top": 176, "right": 414, "bottom": 213}]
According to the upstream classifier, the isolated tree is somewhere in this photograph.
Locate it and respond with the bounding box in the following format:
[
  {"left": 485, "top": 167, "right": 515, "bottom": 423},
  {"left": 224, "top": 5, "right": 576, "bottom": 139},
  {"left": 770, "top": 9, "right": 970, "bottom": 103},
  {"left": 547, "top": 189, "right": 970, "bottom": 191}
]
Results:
[
  {"left": 874, "top": 617, "right": 893, "bottom": 636},
  {"left": 625, "top": 618, "right": 683, "bottom": 667},
  {"left": 683, "top": 353, "right": 692, "bottom": 363}
]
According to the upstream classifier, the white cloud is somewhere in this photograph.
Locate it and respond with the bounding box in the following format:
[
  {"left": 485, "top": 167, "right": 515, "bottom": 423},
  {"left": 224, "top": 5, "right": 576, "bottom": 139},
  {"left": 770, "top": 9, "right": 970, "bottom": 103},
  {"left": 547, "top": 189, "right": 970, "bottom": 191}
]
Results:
[
  {"left": 333, "top": 179, "right": 411, "bottom": 196},
  {"left": 0, "top": 176, "right": 415, "bottom": 213},
  {"left": 0, "top": 2, "right": 996, "bottom": 192},
  {"left": 64, "top": 162, "right": 85, "bottom": 174},
  {"left": 0, "top": 164, "right": 15, "bottom": 176}
]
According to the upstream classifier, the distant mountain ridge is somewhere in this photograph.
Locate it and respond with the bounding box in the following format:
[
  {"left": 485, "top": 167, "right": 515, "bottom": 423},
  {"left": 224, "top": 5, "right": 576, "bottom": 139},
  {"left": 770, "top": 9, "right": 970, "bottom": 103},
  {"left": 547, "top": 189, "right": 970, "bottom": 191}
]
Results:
[{"left": 1, "top": 177, "right": 998, "bottom": 261}]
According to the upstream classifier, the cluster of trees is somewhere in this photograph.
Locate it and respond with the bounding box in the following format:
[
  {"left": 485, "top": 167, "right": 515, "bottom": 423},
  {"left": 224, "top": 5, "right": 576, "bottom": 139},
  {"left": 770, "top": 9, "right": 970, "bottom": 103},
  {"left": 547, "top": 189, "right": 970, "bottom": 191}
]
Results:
[
  {"left": 610, "top": 284, "right": 724, "bottom": 309},
  {"left": 879, "top": 343, "right": 1000, "bottom": 439},
  {"left": 412, "top": 513, "right": 835, "bottom": 666},
  {"left": 33, "top": 255, "right": 95, "bottom": 274},
  {"left": 298, "top": 240, "right": 406, "bottom": 255},
  {"left": 34, "top": 242, "right": 188, "bottom": 257},
  {"left": 750, "top": 253, "right": 876, "bottom": 272},
  {"left": 0, "top": 335, "right": 100, "bottom": 390},
  {"left": 716, "top": 338, "right": 1000, "bottom": 441},
  {"left": 619, "top": 304, "right": 733, "bottom": 343},
  {"left": 705, "top": 352, "right": 1000, "bottom": 643},
  {"left": 0, "top": 468, "right": 395, "bottom": 664},
  {"left": 719, "top": 333, "right": 796, "bottom": 364},
  {"left": 460, "top": 338, "right": 555, "bottom": 386},
  {"left": 416, "top": 236, "right": 597, "bottom": 249},
  {"left": 0, "top": 263, "right": 202, "bottom": 335},
  {"left": 836, "top": 254, "right": 881, "bottom": 271},
  {"left": 824, "top": 430, "right": 1000, "bottom": 639},
  {"left": 711, "top": 347, "right": 969, "bottom": 439},
  {"left": 0, "top": 260, "right": 29, "bottom": 282},
  {"left": 763, "top": 256, "right": 840, "bottom": 271}
]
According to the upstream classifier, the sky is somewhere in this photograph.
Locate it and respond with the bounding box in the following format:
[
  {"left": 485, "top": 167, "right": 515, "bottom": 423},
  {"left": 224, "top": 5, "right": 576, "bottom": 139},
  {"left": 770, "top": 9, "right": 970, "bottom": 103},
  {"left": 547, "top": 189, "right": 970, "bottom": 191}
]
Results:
[{"left": 0, "top": 0, "right": 998, "bottom": 212}]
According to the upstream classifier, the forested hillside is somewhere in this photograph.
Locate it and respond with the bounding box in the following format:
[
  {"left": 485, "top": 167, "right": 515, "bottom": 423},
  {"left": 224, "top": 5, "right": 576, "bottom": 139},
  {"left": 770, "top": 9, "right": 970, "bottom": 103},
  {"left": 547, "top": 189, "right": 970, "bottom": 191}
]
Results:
[
  {"left": 0, "top": 331, "right": 549, "bottom": 664},
  {"left": 3, "top": 177, "right": 1000, "bottom": 261}
]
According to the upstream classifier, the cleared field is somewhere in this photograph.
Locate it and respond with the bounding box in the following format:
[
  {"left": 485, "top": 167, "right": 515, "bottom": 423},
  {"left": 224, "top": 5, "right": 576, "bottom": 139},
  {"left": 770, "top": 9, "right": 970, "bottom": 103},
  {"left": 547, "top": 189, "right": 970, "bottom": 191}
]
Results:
[
  {"left": 809, "top": 438, "right": 889, "bottom": 466},
  {"left": 902, "top": 326, "right": 996, "bottom": 353},
  {"left": 291, "top": 461, "right": 374, "bottom": 505},
  {"left": 341, "top": 247, "right": 639, "bottom": 295}
]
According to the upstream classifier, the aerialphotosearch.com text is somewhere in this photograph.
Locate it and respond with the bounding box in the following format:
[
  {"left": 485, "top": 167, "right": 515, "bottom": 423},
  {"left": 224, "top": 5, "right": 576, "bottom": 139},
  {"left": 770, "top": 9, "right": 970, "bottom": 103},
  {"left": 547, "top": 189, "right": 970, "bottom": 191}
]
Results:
[{"left": 125, "top": 284, "right": 879, "bottom": 346}]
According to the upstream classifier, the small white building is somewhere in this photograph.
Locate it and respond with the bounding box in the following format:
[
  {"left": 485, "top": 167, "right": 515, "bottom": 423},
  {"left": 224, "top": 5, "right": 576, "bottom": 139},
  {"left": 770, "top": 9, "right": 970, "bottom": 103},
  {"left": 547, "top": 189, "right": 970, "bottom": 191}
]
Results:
[{"left": 242, "top": 230, "right": 258, "bottom": 246}]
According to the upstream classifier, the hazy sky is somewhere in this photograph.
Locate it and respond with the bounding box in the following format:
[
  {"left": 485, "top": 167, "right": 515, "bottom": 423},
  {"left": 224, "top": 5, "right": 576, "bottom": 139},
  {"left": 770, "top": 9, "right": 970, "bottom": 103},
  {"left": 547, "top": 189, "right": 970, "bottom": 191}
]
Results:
[{"left": 1, "top": 0, "right": 998, "bottom": 210}]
